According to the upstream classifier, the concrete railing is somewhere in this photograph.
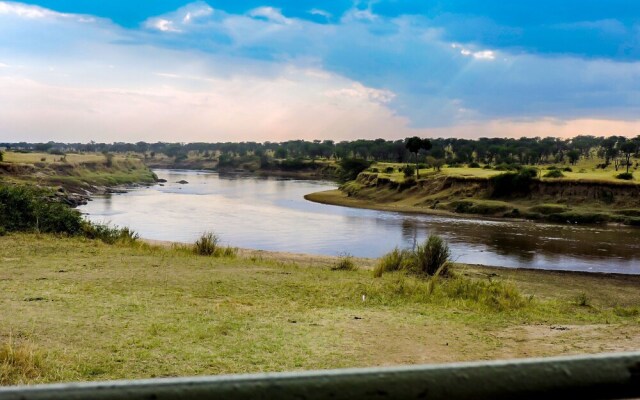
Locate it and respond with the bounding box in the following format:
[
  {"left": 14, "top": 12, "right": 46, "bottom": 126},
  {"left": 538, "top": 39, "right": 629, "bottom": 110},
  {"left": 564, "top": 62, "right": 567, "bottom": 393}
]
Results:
[{"left": 1, "top": 351, "right": 639, "bottom": 400}]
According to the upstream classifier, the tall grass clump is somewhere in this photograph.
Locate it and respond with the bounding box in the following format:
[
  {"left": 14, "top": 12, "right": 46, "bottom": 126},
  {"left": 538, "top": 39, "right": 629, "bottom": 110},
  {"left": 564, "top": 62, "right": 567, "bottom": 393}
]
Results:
[
  {"left": 414, "top": 235, "right": 451, "bottom": 276},
  {"left": 375, "top": 235, "right": 451, "bottom": 277},
  {"left": 331, "top": 252, "right": 358, "bottom": 271},
  {"left": 194, "top": 232, "right": 219, "bottom": 256},
  {"left": 0, "top": 337, "right": 45, "bottom": 385},
  {"left": 193, "top": 232, "right": 237, "bottom": 257},
  {"left": 373, "top": 247, "right": 413, "bottom": 277}
]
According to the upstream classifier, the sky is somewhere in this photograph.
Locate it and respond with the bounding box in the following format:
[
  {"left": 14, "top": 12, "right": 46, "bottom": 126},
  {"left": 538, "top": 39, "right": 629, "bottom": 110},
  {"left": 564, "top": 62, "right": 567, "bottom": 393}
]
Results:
[{"left": 1, "top": 1, "right": 639, "bottom": 143}]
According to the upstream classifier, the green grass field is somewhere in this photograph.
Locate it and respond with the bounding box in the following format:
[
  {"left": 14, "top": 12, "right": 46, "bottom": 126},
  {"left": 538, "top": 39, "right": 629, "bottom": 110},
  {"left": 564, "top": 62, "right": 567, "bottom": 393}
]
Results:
[
  {"left": 1, "top": 234, "right": 639, "bottom": 385},
  {"left": 373, "top": 156, "right": 639, "bottom": 184},
  {"left": 0, "top": 151, "right": 156, "bottom": 189}
]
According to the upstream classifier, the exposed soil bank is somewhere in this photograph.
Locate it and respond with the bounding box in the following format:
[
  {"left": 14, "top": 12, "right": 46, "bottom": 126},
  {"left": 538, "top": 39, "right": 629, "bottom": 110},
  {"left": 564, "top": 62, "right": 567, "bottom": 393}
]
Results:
[{"left": 312, "top": 172, "right": 640, "bottom": 226}]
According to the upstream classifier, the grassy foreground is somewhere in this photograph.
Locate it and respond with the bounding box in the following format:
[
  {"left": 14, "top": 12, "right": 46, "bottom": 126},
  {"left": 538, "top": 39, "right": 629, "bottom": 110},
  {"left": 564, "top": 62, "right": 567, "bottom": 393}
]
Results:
[{"left": 1, "top": 234, "right": 639, "bottom": 385}]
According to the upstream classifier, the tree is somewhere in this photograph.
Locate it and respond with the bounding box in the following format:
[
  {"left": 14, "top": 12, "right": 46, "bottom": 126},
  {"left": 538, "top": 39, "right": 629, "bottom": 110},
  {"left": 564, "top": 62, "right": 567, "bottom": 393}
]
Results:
[
  {"left": 404, "top": 137, "right": 432, "bottom": 179},
  {"left": 0, "top": 150, "right": 3, "bottom": 162},
  {"left": 620, "top": 140, "right": 637, "bottom": 174},
  {"left": 567, "top": 150, "right": 580, "bottom": 165}
]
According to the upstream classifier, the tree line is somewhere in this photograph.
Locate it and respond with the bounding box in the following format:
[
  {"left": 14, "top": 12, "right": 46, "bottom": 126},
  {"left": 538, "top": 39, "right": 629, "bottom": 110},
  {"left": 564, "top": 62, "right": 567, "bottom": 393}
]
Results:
[{"left": 2, "top": 135, "right": 640, "bottom": 168}]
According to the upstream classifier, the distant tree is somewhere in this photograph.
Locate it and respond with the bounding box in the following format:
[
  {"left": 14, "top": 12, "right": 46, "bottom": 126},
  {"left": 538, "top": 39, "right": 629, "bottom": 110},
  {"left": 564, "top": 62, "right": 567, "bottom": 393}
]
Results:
[
  {"left": 0, "top": 150, "right": 3, "bottom": 162},
  {"left": 404, "top": 137, "right": 432, "bottom": 179},
  {"left": 567, "top": 150, "right": 580, "bottom": 165},
  {"left": 274, "top": 147, "right": 287, "bottom": 159},
  {"left": 620, "top": 140, "right": 637, "bottom": 174}
]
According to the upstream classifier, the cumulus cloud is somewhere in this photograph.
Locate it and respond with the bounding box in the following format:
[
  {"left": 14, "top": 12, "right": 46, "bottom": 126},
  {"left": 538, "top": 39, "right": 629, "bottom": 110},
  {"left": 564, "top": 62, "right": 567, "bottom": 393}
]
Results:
[{"left": 1, "top": 0, "right": 640, "bottom": 142}]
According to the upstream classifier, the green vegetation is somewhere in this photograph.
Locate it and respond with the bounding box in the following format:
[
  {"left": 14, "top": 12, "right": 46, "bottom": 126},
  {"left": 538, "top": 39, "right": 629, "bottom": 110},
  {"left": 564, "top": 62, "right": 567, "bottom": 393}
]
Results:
[
  {"left": 193, "top": 232, "right": 238, "bottom": 258},
  {"left": 0, "top": 184, "right": 139, "bottom": 245},
  {"left": 374, "top": 235, "right": 450, "bottom": 277},
  {"left": 0, "top": 185, "right": 83, "bottom": 235},
  {"left": 331, "top": 253, "right": 358, "bottom": 271},
  {"left": 544, "top": 169, "right": 565, "bottom": 178},
  {"left": 1, "top": 233, "right": 639, "bottom": 385},
  {"left": 616, "top": 172, "right": 633, "bottom": 180},
  {"left": 1, "top": 151, "right": 156, "bottom": 191}
]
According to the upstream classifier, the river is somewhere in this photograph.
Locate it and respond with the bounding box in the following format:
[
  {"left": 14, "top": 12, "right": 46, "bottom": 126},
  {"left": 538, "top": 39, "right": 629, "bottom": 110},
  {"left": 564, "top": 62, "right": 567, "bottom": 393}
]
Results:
[{"left": 78, "top": 169, "right": 640, "bottom": 274}]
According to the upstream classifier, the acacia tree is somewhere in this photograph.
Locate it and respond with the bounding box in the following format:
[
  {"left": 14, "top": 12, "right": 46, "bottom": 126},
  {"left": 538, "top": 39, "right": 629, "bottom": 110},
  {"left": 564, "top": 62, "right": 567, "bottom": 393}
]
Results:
[
  {"left": 404, "top": 137, "right": 432, "bottom": 179},
  {"left": 620, "top": 140, "right": 637, "bottom": 174}
]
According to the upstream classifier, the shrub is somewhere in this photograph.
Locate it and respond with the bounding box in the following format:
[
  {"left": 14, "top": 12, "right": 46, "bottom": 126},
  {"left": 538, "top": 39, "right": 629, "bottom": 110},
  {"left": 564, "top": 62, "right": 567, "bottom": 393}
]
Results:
[
  {"left": 369, "top": 168, "right": 379, "bottom": 173},
  {"left": 483, "top": 165, "right": 492, "bottom": 169},
  {"left": 375, "top": 235, "right": 451, "bottom": 278},
  {"left": 193, "top": 232, "right": 237, "bottom": 257},
  {"left": 413, "top": 235, "right": 451, "bottom": 276},
  {"left": 384, "top": 167, "right": 394, "bottom": 173},
  {"left": 563, "top": 167, "right": 573, "bottom": 172},
  {"left": 0, "top": 151, "right": 3, "bottom": 162},
  {"left": 468, "top": 162, "right": 481, "bottom": 168},
  {"left": 194, "top": 232, "right": 219, "bottom": 256},
  {"left": 331, "top": 253, "right": 358, "bottom": 271},
  {"left": 0, "top": 185, "right": 83, "bottom": 235},
  {"left": 546, "top": 165, "right": 558, "bottom": 170},
  {"left": 574, "top": 292, "right": 591, "bottom": 307},
  {"left": 338, "top": 158, "right": 371, "bottom": 182},
  {"left": 544, "top": 169, "right": 564, "bottom": 178},
  {"left": 403, "top": 164, "right": 415, "bottom": 178},
  {"left": 490, "top": 168, "right": 537, "bottom": 198},
  {"left": 616, "top": 172, "right": 633, "bottom": 180}
]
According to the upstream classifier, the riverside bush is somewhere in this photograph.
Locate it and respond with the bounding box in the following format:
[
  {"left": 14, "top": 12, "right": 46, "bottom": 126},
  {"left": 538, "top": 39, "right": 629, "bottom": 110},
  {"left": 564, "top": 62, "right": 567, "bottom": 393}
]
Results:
[
  {"left": 193, "top": 232, "right": 238, "bottom": 257},
  {"left": 544, "top": 169, "right": 565, "bottom": 178},
  {"left": 331, "top": 253, "right": 358, "bottom": 271},
  {"left": 375, "top": 235, "right": 450, "bottom": 277}
]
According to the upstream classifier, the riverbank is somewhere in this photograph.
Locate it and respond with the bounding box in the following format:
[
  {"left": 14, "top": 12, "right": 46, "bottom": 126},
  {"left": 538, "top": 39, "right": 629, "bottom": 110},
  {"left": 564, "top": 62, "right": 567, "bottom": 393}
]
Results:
[
  {"left": 0, "top": 151, "right": 158, "bottom": 205},
  {"left": 313, "top": 169, "right": 640, "bottom": 227},
  {"left": 1, "top": 233, "right": 639, "bottom": 385}
]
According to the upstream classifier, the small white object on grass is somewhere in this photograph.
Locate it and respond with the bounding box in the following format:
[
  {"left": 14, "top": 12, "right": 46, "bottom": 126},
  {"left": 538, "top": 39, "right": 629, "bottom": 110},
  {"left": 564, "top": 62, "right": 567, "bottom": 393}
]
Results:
[{"left": 362, "top": 294, "right": 366, "bottom": 302}]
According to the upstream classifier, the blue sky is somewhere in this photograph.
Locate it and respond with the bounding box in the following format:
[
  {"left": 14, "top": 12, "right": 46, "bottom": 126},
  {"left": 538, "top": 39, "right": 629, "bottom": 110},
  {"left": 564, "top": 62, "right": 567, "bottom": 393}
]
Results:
[{"left": 1, "top": 0, "right": 639, "bottom": 142}]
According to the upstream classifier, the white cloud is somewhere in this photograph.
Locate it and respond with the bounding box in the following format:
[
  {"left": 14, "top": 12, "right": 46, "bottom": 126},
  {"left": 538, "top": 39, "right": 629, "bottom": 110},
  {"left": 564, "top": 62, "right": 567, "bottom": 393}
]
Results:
[
  {"left": 0, "top": 1, "right": 59, "bottom": 19},
  {"left": 247, "top": 7, "right": 291, "bottom": 25},
  {"left": 452, "top": 43, "right": 496, "bottom": 60},
  {"left": 146, "top": 18, "right": 181, "bottom": 32},
  {"left": 309, "top": 8, "right": 332, "bottom": 20}
]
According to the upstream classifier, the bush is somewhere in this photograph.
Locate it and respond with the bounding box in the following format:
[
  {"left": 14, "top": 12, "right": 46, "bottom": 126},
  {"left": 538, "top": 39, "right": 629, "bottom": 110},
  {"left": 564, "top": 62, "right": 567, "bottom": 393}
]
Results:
[
  {"left": 331, "top": 253, "right": 358, "bottom": 271},
  {"left": 546, "top": 165, "right": 558, "bottom": 170},
  {"left": 414, "top": 235, "right": 451, "bottom": 276},
  {"left": 544, "top": 169, "right": 565, "bottom": 178},
  {"left": 384, "top": 167, "right": 394, "bottom": 173},
  {"left": 616, "top": 172, "right": 633, "bottom": 180},
  {"left": 468, "top": 162, "right": 481, "bottom": 168},
  {"left": 369, "top": 168, "right": 379, "bottom": 173},
  {"left": 338, "top": 158, "right": 371, "bottom": 182},
  {"left": 403, "top": 164, "right": 415, "bottom": 178},
  {"left": 194, "top": 232, "right": 219, "bottom": 256},
  {"left": 490, "top": 168, "right": 537, "bottom": 198},
  {"left": 0, "top": 151, "right": 3, "bottom": 162},
  {"left": 193, "top": 232, "right": 237, "bottom": 257},
  {"left": 375, "top": 235, "right": 450, "bottom": 278},
  {"left": 563, "top": 167, "right": 573, "bottom": 172},
  {"left": 0, "top": 185, "right": 83, "bottom": 235}
]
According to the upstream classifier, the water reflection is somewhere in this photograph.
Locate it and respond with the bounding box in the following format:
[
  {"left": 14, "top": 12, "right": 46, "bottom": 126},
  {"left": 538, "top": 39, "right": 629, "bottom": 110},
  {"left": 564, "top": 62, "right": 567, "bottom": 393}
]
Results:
[{"left": 78, "top": 169, "right": 640, "bottom": 274}]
